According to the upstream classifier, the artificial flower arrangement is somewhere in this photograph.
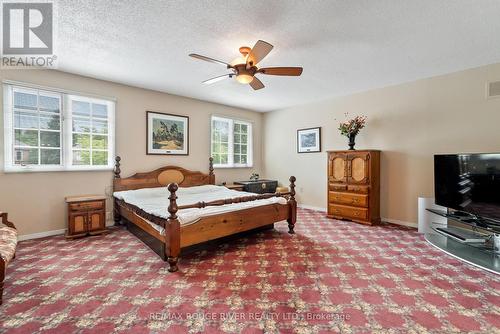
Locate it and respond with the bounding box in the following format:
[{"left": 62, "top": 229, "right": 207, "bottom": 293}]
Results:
[
  {"left": 338, "top": 113, "right": 367, "bottom": 136},
  {"left": 337, "top": 113, "right": 367, "bottom": 150}
]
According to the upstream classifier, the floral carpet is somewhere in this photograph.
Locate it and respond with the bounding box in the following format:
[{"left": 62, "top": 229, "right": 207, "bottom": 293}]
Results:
[{"left": 1, "top": 209, "right": 499, "bottom": 333}]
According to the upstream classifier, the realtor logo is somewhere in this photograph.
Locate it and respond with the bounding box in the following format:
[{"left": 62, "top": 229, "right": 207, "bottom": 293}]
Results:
[
  {"left": 3, "top": 2, "right": 52, "bottom": 54},
  {"left": 1, "top": 1, "right": 56, "bottom": 68}
]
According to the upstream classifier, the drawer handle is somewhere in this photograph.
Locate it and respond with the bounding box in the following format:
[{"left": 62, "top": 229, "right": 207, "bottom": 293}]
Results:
[{"left": 353, "top": 212, "right": 359, "bottom": 216}]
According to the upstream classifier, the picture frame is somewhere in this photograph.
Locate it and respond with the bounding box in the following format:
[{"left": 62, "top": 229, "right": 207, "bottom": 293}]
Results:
[
  {"left": 146, "top": 111, "right": 189, "bottom": 155},
  {"left": 297, "top": 127, "right": 321, "bottom": 153}
]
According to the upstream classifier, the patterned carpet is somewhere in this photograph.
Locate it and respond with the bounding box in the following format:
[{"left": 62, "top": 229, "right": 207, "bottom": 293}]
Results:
[{"left": 1, "top": 208, "right": 499, "bottom": 333}]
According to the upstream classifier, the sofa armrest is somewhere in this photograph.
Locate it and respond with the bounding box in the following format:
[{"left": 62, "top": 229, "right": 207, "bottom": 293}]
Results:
[{"left": 0, "top": 212, "right": 16, "bottom": 229}]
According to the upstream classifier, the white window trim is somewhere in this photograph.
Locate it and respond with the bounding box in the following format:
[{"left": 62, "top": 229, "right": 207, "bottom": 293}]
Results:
[
  {"left": 3, "top": 82, "right": 115, "bottom": 173},
  {"left": 210, "top": 115, "right": 253, "bottom": 168}
]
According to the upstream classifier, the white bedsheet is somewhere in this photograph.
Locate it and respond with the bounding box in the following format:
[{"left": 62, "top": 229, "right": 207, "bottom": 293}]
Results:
[{"left": 114, "top": 185, "right": 287, "bottom": 232}]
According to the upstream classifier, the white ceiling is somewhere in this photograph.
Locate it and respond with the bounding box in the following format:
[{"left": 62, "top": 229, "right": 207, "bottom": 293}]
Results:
[{"left": 57, "top": 0, "right": 500, "bottom": 112}]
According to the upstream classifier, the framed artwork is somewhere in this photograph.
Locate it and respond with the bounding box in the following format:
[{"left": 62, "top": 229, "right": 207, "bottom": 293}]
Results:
[
  {"left": 147, "top": 111, "right": 189, "bottom": 155},
  {"left": 297, "top": 127, "right": 321, "bottom": 153}
]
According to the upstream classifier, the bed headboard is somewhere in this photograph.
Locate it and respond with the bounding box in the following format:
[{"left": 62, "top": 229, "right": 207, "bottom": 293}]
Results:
[{"left": 113, "top": 156, "right": 215, "bottom": 192}]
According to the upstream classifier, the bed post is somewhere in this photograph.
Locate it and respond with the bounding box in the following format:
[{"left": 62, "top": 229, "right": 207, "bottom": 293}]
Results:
[
  {"left": 114, "top": 156, "right": 121, "bottom": 179},
  {"left": 113, "top": 156, "right": 122, "bottom": 225},
  {"left": 287, "top": 176, "right": 297, "bottom": 234},
  {"left": 166, "top": 183, "right": 181, "bottom": 272},
  {"left": 208, "top": 157, "right": 215, "bottom": 185}
]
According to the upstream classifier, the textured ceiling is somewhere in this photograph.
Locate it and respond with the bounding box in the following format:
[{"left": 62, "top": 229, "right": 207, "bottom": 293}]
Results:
[{"left": 57, "top": 0, "right": 500, "bottom": 112}]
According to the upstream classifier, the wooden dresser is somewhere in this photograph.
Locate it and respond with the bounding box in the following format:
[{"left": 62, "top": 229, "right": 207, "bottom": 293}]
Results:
[
  {"left": 66, "top": 195, "right": 107, "bottom": 239},
  {"left": 327, "top": 150, "right": 380, "bottom": 225}
]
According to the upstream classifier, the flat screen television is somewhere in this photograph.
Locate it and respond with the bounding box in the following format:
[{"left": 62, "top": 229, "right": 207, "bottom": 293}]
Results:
[{"left": 434, "top": 153, "right": 500, "bottom": 224}]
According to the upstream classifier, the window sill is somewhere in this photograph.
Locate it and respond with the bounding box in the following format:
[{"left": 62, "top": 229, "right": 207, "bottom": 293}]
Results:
[
  {"left": 3, "top": 166, "right": 114, "bottom": 173},
  {"left": 214, "top": 165, "right": 254, "bottom": 169}
]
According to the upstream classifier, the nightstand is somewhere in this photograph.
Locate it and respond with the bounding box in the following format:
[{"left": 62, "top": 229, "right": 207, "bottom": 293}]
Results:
[{"left": 65, "top": 195, "right": 107, "bottom": 239}]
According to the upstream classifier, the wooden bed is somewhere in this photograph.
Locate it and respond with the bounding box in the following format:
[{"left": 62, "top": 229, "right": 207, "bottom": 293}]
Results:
[{"left": 113, "top": 156, "right": 297, "bottom": 272}]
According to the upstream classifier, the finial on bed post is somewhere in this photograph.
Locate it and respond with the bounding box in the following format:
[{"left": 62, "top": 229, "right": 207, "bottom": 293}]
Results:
[
  {"left": 167, "top": 183, "right": 180, "bottom": 272},
  {"left": 208, "top": 157, "right": 215, "bottom": 185},
  {"left": 287, "top": 176, "right": 297, "bottom": 234},
  {"left": 114, "top": 156, "right": 121, "bottom": 179}
]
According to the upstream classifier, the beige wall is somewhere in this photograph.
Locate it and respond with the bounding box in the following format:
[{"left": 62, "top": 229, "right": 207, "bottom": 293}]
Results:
[
  {"left": 0, "top": 70, "right": 263, "bottom": 236},
  {"left": 3, "top": 63, "right": 500, "bottom": 235},
  {"left": 263, "top": 63, "right": 500, "bottom": 225}
]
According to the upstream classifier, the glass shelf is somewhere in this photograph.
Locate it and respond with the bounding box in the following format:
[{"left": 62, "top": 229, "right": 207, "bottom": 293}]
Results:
[{"left": 425, "top": 227, "right": 500, "bottom": 274}]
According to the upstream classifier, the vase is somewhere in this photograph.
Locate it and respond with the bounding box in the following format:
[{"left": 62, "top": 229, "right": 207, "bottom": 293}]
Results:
[{"left": 348, "top": 133, "right": 356, "bottom": 150}]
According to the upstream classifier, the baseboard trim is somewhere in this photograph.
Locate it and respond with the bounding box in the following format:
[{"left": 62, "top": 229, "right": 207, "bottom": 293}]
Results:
[
  {"left": 382, "top": 217, "right": 417, "bottom": 229},
  {"left": 298, "top": 204, "right": 327, "bottom": 212},
  {"left": 18, "top": 229, "right": 66, "bottom": 241},
  {"left": 19, "top": 220, "right": 115, "bottom": 241},
  {"left": 297, "top": 205, "right": 417, "bottom": 229}
]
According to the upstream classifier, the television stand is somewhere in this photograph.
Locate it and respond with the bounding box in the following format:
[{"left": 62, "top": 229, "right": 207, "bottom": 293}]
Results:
[{"left": 424, "top": 211, "right": 499, "bottom": 274}]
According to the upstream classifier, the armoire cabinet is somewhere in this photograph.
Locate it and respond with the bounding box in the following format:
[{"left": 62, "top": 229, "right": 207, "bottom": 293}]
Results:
[{"left": 327, "top": 150, "right": 380, "bottom": 225}]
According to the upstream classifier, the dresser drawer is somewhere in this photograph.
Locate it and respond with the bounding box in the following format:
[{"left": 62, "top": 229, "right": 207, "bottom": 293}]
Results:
[
  {"left": 69, "top": 200, "right": 104, "bottom": 212},
  {"left": 329, "top": 204, "right": 368, "bottom": 221},
  {"left": 329, "top": 192, "right": 368, "bottom": 207},
  {"left": 329, "top": 183, "right": 347, "bottom": 192},
  {"left": 347, "top": 185, "right": 369, "bottom": 194}
]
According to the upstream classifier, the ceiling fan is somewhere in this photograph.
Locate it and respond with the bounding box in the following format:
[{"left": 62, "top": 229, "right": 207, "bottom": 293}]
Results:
[{"left": 189, "top": 40, "right": 303, "bottom": 90}]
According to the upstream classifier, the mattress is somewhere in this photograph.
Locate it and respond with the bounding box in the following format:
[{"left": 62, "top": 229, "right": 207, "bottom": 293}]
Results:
[{"left": 114, "top": 184, "right": 287, "bottom": 234}]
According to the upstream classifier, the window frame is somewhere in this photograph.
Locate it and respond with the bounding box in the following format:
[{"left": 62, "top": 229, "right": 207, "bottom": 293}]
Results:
[
  {"left": 210, "top": 115, "right": 253, "bottom": 168},
  {"left": 3, "top": 82, "right": 115, "bottom": 173}
]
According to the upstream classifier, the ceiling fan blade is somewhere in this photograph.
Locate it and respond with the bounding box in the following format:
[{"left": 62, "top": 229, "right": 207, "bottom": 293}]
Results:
[
  {"left": 202, "top": 74, "right": 233, "bottom": 85},
  {"left": 189, "top": 53, "right": 230, "bottom": 67},
  {"left": 258, "top": 67, "right": 303, "bottom": 76},
  {"left": 249, "top": 76, "right": 265, "bottom": 90},
  {"left": 247, "top": 40, "right": 273, "bottom": 67}
]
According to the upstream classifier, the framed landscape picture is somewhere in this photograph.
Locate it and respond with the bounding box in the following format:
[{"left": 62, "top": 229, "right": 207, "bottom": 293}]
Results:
[
  {"left": 147, "top": 111, "right": 189, "bottom": 155},
  {"left": 297, "top": 127, "right": 321, "bottom": 153}
]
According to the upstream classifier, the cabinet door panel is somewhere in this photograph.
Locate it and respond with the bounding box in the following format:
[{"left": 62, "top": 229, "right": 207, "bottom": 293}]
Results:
[
  {"left": 347, "top": 152, "right": 370, "bottom": 184},
  {"left": 88, "top": 211, "right": 105, "bottom": 231},
  {"left": 71, "top": 214, "right": 87, "bottom": 234},
  {"left": 328, "top": 153, "right": 347, "bottom": 183}
]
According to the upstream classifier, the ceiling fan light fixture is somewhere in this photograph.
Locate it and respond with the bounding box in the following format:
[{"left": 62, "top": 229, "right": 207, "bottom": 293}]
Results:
[
  {"left": 189, "top": 40, "right": 303, "bottom": 90},
  {"left": 230, "top": 56, "right": 247, "bottom": 67},
  {"left": 236, "top": 74, "right": 253, "bottom": 84}
]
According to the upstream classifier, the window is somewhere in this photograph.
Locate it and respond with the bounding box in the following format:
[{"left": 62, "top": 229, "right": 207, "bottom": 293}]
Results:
[
  {"left": 211, "top": 116, "right": 253, "bottom": 168},
  {"left": 70, "top": 96, "right": 110, "bottom": 166},
  {"left": 3, "top": 83, "right": 115, "bottom": 172}
]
